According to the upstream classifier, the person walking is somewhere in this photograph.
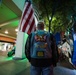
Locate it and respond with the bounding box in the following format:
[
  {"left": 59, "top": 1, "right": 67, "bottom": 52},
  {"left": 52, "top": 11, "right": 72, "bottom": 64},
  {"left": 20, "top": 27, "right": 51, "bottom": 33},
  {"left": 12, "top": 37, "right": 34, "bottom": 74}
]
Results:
[
  {"left": 61, "top": 36, "right": 72, "bottom": 63},
  {"left": 25, "top": 22, "right": 58, "bottom": 75}
]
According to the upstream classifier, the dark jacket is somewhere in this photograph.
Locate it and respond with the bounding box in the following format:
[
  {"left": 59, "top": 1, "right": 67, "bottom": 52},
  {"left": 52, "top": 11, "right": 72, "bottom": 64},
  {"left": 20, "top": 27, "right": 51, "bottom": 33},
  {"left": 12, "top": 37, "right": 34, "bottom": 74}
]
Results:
[{"left": 25, "top": 32, "right": 58, "bottom": 67}]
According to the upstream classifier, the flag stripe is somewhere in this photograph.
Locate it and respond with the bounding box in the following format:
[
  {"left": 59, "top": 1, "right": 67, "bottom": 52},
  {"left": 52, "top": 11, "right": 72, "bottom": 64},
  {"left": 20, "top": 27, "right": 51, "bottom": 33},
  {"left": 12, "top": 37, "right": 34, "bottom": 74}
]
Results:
[
  {"left": 21, "top": 5, "right": 32, "bottom": 31},
  {"left": 19, "top": 2, "right": 30, "bottom": 31},
  {"left": 20, "top": 2, "right": 30, "bottom": 26},
  {"left": 25, "top": 14, "right": 33, "bottom": 33},
  {"left": 22, "top": 9, "right": 33, "bottom": 32},
  {"left": 31, "top": 24, "right": 36, "bottom": 32},
  {"left": 20, "top": 1, "right": 36, "bottom": 34},
  {"left": 27, "top": 18, "right": 35, "bottom": 34}
]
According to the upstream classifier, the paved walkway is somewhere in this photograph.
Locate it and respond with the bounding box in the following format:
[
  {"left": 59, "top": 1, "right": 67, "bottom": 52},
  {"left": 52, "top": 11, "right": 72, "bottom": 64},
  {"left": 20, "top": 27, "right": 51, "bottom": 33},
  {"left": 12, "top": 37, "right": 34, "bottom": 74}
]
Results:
[
  {"left": 0, "top": 56, "right": 30, "bottom": 75},
  {"left": 0, "top": 56, "right": 76, "bottom": 75}
]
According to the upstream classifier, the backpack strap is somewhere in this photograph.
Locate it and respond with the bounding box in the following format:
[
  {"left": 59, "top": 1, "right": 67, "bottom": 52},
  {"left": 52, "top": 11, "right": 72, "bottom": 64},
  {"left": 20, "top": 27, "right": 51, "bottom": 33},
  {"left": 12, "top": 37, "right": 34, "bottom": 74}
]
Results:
[
  {"left": 46, "top": 32, "right": 51, "bottom": 50},
  {"left": 31, "top": 32, "right": 36, "bottom": 44},
  {"left": 30, "top": 32, "right": 36, "bottom": 53}
]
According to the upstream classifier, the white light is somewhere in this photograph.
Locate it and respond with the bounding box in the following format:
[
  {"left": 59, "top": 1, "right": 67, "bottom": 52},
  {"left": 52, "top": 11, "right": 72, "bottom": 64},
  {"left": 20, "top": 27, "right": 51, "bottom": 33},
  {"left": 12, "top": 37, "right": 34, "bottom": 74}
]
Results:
[
  {"left": 49, "top": 16, "right": 51, "bottom": 20},
  {"left": 5, "top": 30, "right": 8, "bottom": 34},
  {"left": 15, "top": 28, "right": 18, "bottom": 32},
  {"left": 44, "top": 28, "right": 46, "bottom": 31}
]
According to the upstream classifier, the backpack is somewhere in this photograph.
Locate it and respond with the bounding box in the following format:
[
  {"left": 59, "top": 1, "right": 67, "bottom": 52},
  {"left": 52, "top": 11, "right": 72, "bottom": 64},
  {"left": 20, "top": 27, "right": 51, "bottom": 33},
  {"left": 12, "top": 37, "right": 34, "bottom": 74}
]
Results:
[{"left": 30, "top": 30, "right": 52, "bottom": 59}]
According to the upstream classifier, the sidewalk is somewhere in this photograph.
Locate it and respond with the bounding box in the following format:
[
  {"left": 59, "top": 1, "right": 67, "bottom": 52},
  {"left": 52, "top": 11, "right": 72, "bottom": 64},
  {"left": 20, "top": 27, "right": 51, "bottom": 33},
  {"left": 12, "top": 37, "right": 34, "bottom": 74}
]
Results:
[
  {"left": 0, "top": 56, "right": 30, "bottom": 75},
  {"left": 0, "top": 55, "right": 76, "bottom": 75}
]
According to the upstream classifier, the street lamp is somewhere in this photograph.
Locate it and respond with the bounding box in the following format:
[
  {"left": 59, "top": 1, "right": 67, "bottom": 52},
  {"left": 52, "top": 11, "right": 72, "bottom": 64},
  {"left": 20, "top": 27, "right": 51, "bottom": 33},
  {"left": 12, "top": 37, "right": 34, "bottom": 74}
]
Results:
[{"left": 49, "top": 16, "right": 51, "bottom": 32}]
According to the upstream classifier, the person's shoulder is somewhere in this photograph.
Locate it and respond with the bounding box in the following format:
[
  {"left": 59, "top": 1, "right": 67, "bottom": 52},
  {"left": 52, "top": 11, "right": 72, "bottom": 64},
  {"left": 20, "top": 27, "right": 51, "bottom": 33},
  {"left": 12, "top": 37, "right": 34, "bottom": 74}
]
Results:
[
  {"left": 44, "top": 31, "right": 53, "bottom": 35},
  {"left": 62, "top": 42, "right": 67, "bottom": 46}
]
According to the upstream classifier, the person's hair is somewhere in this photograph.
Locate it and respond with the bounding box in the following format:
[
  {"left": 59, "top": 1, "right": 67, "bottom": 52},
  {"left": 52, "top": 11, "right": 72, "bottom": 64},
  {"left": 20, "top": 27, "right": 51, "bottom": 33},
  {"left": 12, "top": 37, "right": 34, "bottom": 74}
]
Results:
[{"left": 37, "top": 22, "right": 44, "bottom": 30}]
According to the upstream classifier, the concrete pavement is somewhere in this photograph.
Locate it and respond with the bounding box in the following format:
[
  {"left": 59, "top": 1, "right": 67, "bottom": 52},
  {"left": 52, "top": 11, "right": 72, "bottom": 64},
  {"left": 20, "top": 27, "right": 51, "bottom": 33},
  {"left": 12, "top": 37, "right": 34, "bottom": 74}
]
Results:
[{"left": 0, "top": 56, "right": 76, "bottom": 75}]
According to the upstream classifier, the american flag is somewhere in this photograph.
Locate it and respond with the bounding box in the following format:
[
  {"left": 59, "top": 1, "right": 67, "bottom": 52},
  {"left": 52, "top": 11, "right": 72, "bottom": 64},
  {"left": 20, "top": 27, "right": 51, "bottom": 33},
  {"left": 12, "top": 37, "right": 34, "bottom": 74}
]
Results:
[{"left": 19, "top": 0, "right": 36, "bottom": 34}]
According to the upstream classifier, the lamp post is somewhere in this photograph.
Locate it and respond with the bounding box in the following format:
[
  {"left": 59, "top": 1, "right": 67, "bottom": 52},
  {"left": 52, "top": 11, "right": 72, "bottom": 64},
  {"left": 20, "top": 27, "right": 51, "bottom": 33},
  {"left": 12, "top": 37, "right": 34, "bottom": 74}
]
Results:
[{"left": 49, "top": 16, "right": 51, "bottom": 32}]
